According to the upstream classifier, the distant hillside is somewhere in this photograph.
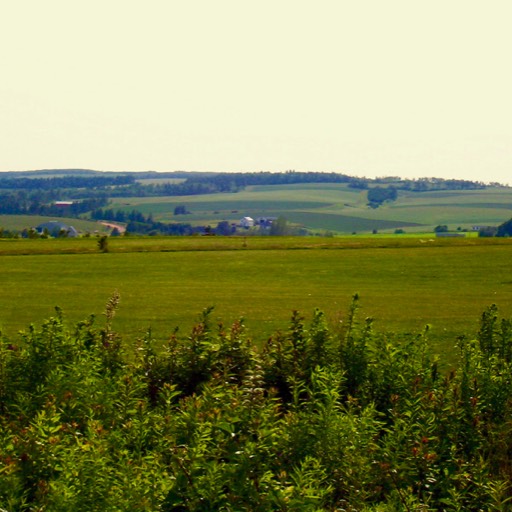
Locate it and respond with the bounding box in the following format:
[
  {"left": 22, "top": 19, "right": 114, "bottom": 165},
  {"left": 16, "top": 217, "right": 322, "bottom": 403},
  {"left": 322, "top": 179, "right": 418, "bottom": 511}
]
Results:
[
  {"left": 1, "top": 168, "right": 504, "bottom": 189},
  {"left": 1, "top": 170, "right": 511, "bottom": 234},
  {"left": 109, "top": 182, "right": 512, "bottom": 235},
  {"left": 0, "top": 169, "right": 102, "bottom": 178},
  {"left": 0, "top": 169, "right": 212, "bottom": 180}
]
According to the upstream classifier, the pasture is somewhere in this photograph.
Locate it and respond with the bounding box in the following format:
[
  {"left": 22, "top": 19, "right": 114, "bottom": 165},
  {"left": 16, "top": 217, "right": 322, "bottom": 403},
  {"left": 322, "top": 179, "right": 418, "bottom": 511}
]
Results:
[{"left": 2, "top": 236, "right": 512, "bottom": 362}]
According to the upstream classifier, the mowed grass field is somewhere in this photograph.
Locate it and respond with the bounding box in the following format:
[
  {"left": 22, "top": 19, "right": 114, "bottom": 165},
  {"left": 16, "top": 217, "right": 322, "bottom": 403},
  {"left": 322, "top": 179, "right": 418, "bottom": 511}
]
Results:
[{"left": 2, "top": 236, "right": 512, "bottom": 362}]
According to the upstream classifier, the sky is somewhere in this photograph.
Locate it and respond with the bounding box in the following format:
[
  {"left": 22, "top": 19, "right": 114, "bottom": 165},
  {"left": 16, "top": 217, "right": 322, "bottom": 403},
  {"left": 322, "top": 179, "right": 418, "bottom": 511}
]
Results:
[{"left": 1, "top": 0, "right": 511, "bottom": 183}]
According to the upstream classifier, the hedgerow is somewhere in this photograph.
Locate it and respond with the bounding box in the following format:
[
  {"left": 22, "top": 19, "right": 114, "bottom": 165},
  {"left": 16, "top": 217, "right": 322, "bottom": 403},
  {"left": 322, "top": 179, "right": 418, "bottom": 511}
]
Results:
[{"left": 1, "top": 295, "right": 512, "bottom": 510}]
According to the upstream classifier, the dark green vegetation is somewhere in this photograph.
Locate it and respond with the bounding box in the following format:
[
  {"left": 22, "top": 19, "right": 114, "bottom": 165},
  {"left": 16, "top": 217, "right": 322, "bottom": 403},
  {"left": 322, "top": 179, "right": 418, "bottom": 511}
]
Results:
[
  {"left": 2, "top": 296, "right": 512, "bottom": 510},
  {"left": 1, "top": 169, "right": 511, "bottom": 235},
  {"left": 2, "top": 237, "right": 512, "bottom": 360}
]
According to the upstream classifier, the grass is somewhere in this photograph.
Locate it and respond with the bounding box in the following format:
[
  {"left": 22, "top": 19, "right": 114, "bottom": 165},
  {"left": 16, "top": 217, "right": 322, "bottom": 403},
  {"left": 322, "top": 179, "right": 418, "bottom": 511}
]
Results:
[{"left": 2, "top": 236, "right": 512, "bottom": 364}]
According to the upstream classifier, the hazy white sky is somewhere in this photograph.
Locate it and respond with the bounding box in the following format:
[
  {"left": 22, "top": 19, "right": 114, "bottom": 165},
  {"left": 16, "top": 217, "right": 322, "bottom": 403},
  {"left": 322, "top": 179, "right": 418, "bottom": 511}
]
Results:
[{"left": 1, "top": 0, "right": 511, "bottom": 183}]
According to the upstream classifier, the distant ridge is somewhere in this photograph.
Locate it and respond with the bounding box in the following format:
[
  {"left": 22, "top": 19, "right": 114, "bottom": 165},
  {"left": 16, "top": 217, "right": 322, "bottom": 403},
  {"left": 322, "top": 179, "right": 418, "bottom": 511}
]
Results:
[
  {"left": 0, "top": 169, "right": 102, "bottom": 177},
  {"left": 0, "top": 169, "right": 211, "bottom": 179},
  {"left": 0, "top": 169, "right": 507, "bottom": 192}
]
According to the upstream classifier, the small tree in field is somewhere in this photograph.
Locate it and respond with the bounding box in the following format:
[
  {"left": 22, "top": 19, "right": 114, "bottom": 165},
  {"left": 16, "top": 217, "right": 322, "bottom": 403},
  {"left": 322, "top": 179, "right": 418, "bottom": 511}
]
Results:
[
  {"left": 98, "top": 235, "right": 109, "bottom": 253},
  {"left": 174, "top": 205, "right": 189, "bottom": 215},
  {"left": 215, "top": 220, "right": 232, "bottom": 236},
  {"left": 270, "top": 216, "right": 289, "bottom": 236}
]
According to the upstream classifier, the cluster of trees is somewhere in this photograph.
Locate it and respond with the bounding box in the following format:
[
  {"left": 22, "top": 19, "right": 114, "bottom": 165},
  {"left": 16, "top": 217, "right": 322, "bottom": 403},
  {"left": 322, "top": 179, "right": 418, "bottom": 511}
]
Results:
[
  {"left": 478, "top": 217, "right": 512, "bottom": 238},
  {"left": 0, "top": 191, "right": 108, "bottom": 216},
  {"left": 1, "top": 297, "right": 512, "bottom": 509},
  {"left": 173, "top": 205, "right": 190, "bottom": 215},
  {"left": 364, "top": 178, "right": 489, "bottom": 209},
  {"left": 367, "top": 186, "right": 398, "bottom": 208},
  {"left": 91, "top": 208, "right": 152, "bottom": 224},
  {"left": 125, "top": 221, "right": 204, "bottom": 236},
  {"left": 91, "top": 208, "right": 204, "bottom": 236},
  {"left": 0, "top": 227, "right": 18, "bottom": 238},
  {"left": 363, "top": 175, "right": 495, "bottom": 209},
  {"left": 90, "top": 206, "right": 300, "bottom": 237},
  {"left": 351, "top": 177, "right": 488, "bottom": 192},
  {"left": 496, "top": 218, "right": 512, "bottom": 237},
  {"left": 181, "top": 171, "right": 359, "bottom": 193},
  {"left": 0, "top": 175, "right": 134, "bottom": 190},
  {"left": 391, "top": 177, "right": 488, "bottom": 192}
]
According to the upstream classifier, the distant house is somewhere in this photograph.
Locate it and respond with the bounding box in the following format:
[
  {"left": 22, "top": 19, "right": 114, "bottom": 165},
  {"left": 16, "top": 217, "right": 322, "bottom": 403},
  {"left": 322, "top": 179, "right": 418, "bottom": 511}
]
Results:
[
  {"left": 256, "top": 217, "right": 277, "bottom": 228},
  {"left": 472, "top": 225, "right": 495, "bottom": 231},
  {"left": 36, "top": 221, "right": 79, "bottom": 237},
  {"left": 239, "top": 217, "right": 255, "bottom": 228},
  {"left": 54, "top": 201, "right": 74, "bottom": 207}
]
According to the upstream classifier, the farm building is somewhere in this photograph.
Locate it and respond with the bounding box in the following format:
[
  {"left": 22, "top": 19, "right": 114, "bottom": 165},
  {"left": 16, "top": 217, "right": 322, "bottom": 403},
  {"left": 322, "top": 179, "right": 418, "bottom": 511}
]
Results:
[
  {"left": 256, "top": 217, "right": 277, "bottom": 228},
  {"left": 36, "top": 221, "right": 79, "bottom": 237},
  {"left": 239, "top": 217, "right": 255, "bottom": 228},
  {"left": 472, "top": 225, "right": 495, "bottom": 231}
]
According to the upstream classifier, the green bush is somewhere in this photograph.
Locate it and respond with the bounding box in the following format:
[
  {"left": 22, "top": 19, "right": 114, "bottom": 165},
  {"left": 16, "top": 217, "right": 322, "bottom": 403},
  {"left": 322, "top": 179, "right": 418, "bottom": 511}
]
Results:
[{"left": 1, "top": 295, "right": 512, "bottom": 510}]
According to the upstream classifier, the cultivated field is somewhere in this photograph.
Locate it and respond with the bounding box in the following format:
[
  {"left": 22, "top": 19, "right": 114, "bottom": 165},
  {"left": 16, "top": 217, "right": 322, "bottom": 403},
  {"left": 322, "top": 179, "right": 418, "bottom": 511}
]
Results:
[
  {"left": 1, "top": 183, "right": 512, "bottom": 236},
  {"left": 109, "top": 183, "right": 512, "bottom": 233},
  {"left": 2, "top": 236, "right": 512, "bottom": 363}
]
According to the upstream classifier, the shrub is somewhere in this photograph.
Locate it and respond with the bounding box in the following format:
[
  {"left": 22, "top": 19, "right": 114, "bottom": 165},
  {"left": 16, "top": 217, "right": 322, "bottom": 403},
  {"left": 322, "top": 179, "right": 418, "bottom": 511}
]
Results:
[{"left": 1, "top": 297, "right": 512, "bottom": 509}]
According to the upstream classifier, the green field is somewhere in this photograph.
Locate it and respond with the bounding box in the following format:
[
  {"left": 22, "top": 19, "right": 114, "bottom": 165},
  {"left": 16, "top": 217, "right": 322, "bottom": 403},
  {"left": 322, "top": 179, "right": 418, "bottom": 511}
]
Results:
[
  {"left": 108, "top": 183, "right": 512, "bottom": 233},
  {"left": 0, "top": 215, "right": 110, "bottom": 234},
  {"left": 2, "top": 236, "right": 512, "bottom": 362},
  {"left": 1, "top": 182, "right": 512, "bottom": 235}
]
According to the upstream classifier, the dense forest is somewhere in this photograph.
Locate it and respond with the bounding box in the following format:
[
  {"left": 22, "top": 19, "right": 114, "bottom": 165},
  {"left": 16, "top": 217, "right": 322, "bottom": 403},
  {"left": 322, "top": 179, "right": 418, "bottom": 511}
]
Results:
[
  {"left": 0, "top": 191, "right": 108, "bottom": 217},
  {"left": 1, "top": 296, "right": 512, "bottom": 510}
]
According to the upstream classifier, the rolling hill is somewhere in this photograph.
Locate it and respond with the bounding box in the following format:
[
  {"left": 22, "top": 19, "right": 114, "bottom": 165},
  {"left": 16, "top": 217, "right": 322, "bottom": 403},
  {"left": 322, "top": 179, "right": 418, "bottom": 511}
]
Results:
[
  {"left": 109, "top": 182, "right": 512, "bottom": 234},
  {"left": 1, "top": 170, "right": 511, "bottom": 234}
]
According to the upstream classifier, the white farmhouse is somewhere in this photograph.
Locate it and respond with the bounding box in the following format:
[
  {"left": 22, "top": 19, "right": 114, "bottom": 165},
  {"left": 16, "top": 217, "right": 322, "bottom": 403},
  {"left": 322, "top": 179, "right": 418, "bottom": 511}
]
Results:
[{"left": 239, "top": 216, "right": 255, "bottom": 228}]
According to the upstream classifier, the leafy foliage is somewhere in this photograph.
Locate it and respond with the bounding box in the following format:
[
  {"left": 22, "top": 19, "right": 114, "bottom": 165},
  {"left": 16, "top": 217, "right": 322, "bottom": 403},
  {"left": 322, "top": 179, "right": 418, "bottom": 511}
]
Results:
[
  {"left": 1, "top": 296, "right": 512, "bottom": 510},
  {"left": 496, "top": 217, "right": 512, "bottom": 237},
  {"left": 367, "top": 186, "right": 398, "bottom": 207}
]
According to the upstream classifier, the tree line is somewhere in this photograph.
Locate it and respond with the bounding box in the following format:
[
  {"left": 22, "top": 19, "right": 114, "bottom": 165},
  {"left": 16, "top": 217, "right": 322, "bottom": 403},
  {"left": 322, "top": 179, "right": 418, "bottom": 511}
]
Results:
[
  {"left": 143, "top": 173, "right": 489, "bottom": 197},
  {"left": 1, "top": 170, "right": 492, "bottom": 201},
  {"left": 0, "top": 174, "right": 134, "bottom": 190},
  {"left": 478, "top": 217, "right": 512, "bottom": 237},
  {"left": 0, "top": 191, "right": 108, "bottom": 216}
]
